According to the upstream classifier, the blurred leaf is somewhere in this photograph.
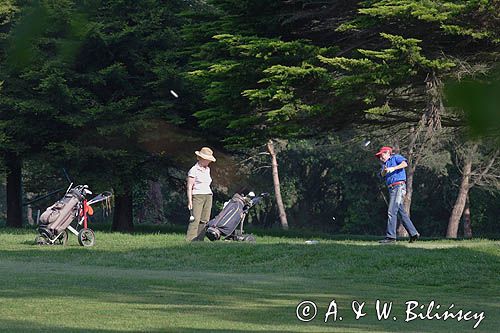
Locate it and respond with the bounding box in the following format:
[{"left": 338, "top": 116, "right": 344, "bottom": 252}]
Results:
[
  {"left": 6, "top": 3, "right": 50, "bottom": 70},
  {"left": 446, "top": 69, "right": 500, "bottom": 145}
]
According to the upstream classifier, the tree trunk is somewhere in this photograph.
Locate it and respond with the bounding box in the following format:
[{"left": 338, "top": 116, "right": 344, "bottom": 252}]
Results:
[
  {"left": 27, "top": 205, "right": 35, "bottom": 225},
  {"left": 397, "top": 224, "right": 409, "bottom": 238},
  {"left": 149, "top": 180, "right": 164, "bottom": 224},
  {"left": 398, "top": 166, "right": 415, "bottom": 237},
  {"left": 463, "top": 194, "right": 472, "bottom": 238},
  {"left": 112, "top": 190, "right": 134, "bottom": 232},
  {"left": 5, "top": 152, "right": 23, "bottom": 228},
  {"left": 267, "top": 139, "right": 289, "bottom": 230},
  {"left": 26, "top": 202, "right": 34, "bottom": 226},
  {"left": 403, "top": 167, "right": 414, "bottom": 216},
  {"left": 400, "top": 72, "right": 443, "bottom": 236},
  {"left": 447, "top": 158, "right": 472, "bottom": 238},
  {"left": 26, "top": 192, "right": 36, "bottom": 225},
  {"left": 136, "top": 180, "right": 164, "bottom": 224}
]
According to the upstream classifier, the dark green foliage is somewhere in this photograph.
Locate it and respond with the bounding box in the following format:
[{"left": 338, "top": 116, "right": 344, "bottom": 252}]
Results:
[
  {"left": 319, "top": 33, "right": 456, "bottom": 125},
  {"left": 353, "top": 0, "right": 500, "bottom": 45},
  {"left": 29, "top": 0, "right": 193, "bottom": 190},
  {"left": 278, "top": 139, "right": 386, "bottom": 234},
  {"left": 0, "top": 0, "right": 196, "bottom": 229},
  {"left": 189, "top": 33, "right": 334, "bottom": 147},
  {"left": 1, "top": 1, "right": 80, "bottom": 152}
]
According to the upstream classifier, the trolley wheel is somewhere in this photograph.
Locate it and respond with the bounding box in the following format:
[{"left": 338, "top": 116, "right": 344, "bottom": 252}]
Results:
[
  {"left": 78, "top": 228, "right": 95, "bottom": 247},
  {"left": 35, "top": 235, "right": 48, "bottom": 245},
  {"left": 57, "top": 230, "right": 68, "bottom": 246},
  {"left": 242, "top": 234, "right": 256, "bottom": 243}
]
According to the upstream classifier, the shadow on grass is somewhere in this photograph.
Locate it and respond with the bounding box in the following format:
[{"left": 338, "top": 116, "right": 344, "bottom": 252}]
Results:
[
  {"left": 0, "top": 230, "right": 498, "bottom": 332},
  {"left": 1, "top": 237, "right": 498, "bottom": 292},
  {"left": 0, "top": 317, "right": 414, "bottom": 333},
  {"left": 0, "top": 254, "right": 496, "bottom": 332},
  {"left": 1, "top": 318, "right": 313, "bottom": 333}
]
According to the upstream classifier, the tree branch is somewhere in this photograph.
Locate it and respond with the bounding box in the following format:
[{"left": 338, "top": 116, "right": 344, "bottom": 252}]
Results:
[{"left": 470, "top": 149, "right": 499, "bottom": 188}]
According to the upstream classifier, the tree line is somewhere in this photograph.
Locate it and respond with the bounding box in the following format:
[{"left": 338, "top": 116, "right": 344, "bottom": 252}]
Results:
[{"left": 0, "top": 0, "right": 498, "bottom": 237}]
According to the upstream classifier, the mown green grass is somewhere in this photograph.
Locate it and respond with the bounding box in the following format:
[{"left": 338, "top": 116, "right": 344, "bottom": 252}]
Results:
[{"left": 0, "top": 228, "right": 498, "bottom": 332}]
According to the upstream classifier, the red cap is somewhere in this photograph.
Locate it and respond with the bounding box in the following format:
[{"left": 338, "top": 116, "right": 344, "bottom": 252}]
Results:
[{"left": 375, "top": 146, "right": 393, "bottom": 157}]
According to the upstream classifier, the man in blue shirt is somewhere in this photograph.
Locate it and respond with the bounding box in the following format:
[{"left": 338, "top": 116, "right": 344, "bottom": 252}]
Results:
[{"left": 375, "top": 146, "right": 420, "bottom": 244}]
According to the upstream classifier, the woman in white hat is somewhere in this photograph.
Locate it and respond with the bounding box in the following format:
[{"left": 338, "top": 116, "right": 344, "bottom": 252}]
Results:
[{"left": 186, "top": 147, "right": 216, "bottom": 241}]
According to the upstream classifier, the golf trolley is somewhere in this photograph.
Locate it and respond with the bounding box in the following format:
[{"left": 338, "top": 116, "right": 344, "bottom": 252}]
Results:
[
  {"left": 35, "top": 184, "right": 112, "bottom": 247},
  {"left": 206, "top": 192, "right": 268, "bottom": 242}
]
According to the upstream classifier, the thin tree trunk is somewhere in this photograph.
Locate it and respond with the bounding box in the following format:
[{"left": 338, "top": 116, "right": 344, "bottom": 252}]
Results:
[
  {"left": 112, "top": 189, "right": 134, "bottom": 232},
  {"left": 136, "top": 180, "right": 164, "bottom": 224},
  {"left": 6, "top": 152, "right": 23, "bottom": 228},
  {"left": 447, "top": 158, "right": 472, "bottom": 238},
  {"left": 150, "top": 180, "right": 164, "bottom": 224},
  {"left": 400, "top": 72, "right": 443, "bottom": 237},
  {"left": 397, "top": 166, "right": 415, "bottom": 237},
  {"left": 403, "top": 167, "right": 414, "bottom": 216},
  {"left": 267, "top": 139, "right": 289, "bottom": 230},
  {"left": 26, "top": 193, "right": 35, "bottom": 225},
  {"left": 463, "top": 194, "right": 472, "bottom": 239},
  {"left": 27, "top": 205, "right": 35, "bottom": 225},
  {"left": 396, "top": 223, "right": 408, "bottom": 237}
]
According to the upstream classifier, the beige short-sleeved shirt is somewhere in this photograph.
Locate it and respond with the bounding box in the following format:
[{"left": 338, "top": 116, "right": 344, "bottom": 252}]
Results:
[{"left": 188, "top": 162, "right": 212, "bottom": 195}]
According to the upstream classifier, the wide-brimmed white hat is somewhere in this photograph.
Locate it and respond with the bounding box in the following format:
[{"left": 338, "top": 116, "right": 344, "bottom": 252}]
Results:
[{"left": 195, "top": 147, "right": 216, "bottom": 162}]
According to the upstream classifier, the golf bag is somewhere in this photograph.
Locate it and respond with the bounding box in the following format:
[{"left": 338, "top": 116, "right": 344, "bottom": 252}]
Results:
[
  {"left": 39, "top": 189, "right": 82, "bottom": 234},
  {"left": 36, "top": 184, "right": 112, "bottom": 247},
  {"left": 206, "top": 192, "right": 267, "bottom": 242}
]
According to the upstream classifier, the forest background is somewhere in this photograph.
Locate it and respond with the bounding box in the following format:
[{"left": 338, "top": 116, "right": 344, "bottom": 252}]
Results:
[{"left": 0, "top": 0, "right": 498, "bottom": 238}]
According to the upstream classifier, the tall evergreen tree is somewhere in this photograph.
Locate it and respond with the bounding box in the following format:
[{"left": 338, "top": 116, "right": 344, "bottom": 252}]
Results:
[
  {"left": 0, "top": 1, "right": 86, "bottom": 227},
  {"left": 50, "top": 0, "right": 195, "bottom": 231},
  {"left": 0, "top": 0, "right": 196, "bottom": 230}
]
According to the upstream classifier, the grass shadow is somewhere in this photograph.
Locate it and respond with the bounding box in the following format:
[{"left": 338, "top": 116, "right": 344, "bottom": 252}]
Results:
[{"left": 0, "top": 229, "right": 498, "bottom": 332}]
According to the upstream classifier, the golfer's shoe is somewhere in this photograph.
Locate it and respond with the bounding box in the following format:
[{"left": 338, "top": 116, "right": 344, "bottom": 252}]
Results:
[
  {"left": 409, "top": 233, "right": 420, "bottom": 243},
  {"left": 379, "top": 237, "right": 396, "bottom": 244}
]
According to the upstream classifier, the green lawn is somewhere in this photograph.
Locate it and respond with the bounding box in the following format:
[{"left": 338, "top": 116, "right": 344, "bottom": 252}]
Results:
[{"left": 0, "top": 228, "right": 498, "bottom": 332}]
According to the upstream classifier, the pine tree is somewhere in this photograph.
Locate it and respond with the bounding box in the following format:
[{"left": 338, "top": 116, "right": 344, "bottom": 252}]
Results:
[{"left": 0, "top": 1, "right": 87, "bottom": 227}]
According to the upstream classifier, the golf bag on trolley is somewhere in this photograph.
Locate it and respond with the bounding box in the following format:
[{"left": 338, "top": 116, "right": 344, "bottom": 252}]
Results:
[
  {"left": 36, "top": 184, "right": 112, "bottom": 247},
  {"left": 205, "top": 192, "right": 267, "bottom": 242}
]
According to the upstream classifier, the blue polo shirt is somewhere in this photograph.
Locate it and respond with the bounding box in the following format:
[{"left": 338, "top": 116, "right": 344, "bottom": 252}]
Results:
[{"left": 381, "top": 154, "right": 407, "bottom": 186}]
